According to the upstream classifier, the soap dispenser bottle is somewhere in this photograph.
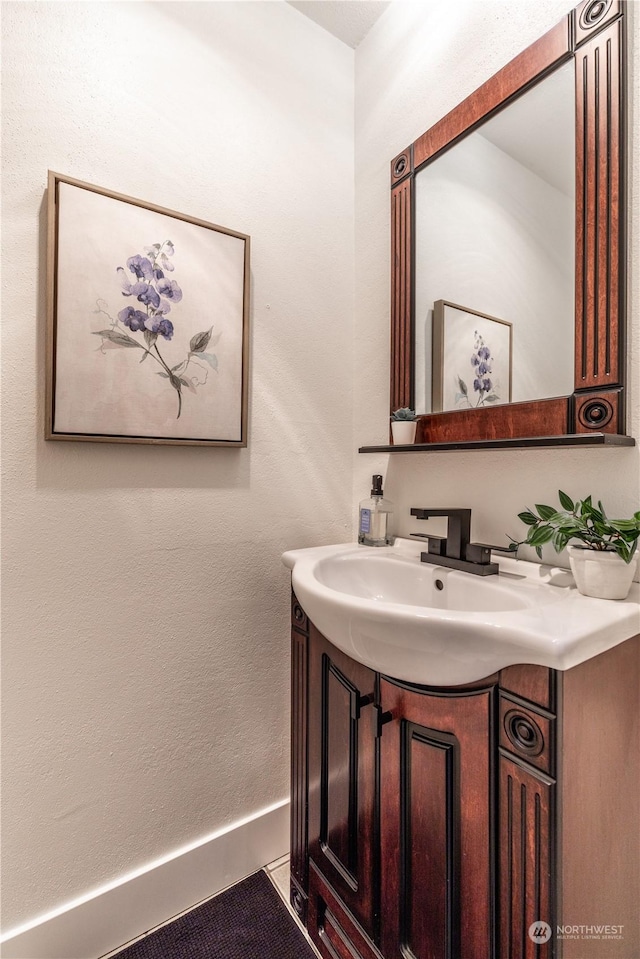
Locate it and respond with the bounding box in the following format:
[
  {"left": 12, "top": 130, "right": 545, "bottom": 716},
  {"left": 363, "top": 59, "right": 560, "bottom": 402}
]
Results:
[{"left": 358, "top": 474, "right": 393, "bottom": 546}]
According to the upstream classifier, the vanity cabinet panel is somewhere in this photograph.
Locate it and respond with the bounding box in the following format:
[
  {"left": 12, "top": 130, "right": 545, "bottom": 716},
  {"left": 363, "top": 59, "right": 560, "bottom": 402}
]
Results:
[
  {"left": 379, "top": 679, "right": 494, "bottom": 959},
  {"left": 497, "top": 687, "right": 556, "bottom": 959},
  {"left": 499, "top": 696, "right": 554, "bottom": 776},
  {"left": 290, "top": 605, "right": 309, "bottom": 922},
  {"left": 498, "top": 756, "right": 554, "bottom": 959},
  {"left": 308, "top": 865, "right": 385, "bottom": 959},
  {"left": 499, "top": 664, "right": 554, "bottom": 712},
  {"left": 559, "top": 636, "right": 640, "bottom": 959},
  {"left": 307, "top": 624, "right": 379, "bottom": 941}
]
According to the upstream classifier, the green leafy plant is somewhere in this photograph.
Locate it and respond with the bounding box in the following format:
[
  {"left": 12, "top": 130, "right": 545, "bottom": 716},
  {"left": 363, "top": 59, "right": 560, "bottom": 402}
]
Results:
[
  {"left": 511, "top": 491, "right": 640, "bottom": 564},
  {"left": 391, "top": 407, "right": 417, "bottom": 421}
]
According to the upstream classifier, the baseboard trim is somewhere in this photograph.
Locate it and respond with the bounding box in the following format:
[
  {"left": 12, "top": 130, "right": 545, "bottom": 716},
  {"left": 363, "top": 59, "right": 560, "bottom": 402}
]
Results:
[{"left": 1, "top": 798, "right": 289, "bottom": 959}]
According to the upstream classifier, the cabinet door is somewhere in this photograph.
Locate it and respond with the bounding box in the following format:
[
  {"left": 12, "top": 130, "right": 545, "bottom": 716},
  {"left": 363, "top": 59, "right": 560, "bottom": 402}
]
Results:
[
  {"left": 308, "top": 625, "right": 379, "bottom": 940},
  {"left": 379, "top": 679, "right": 494, "bottom": 959}
]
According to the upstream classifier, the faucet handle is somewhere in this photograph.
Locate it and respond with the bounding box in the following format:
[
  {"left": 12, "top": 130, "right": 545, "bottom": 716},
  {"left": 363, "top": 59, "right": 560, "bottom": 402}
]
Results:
[
  {"left": 471, "top": 542, "right": 516, "bottom": 555},
  {"left": 466, "top": 542, "right": 515, "bottom": 565},
  {"left": 409, "top": 532, "right": 447, "bottom": 555},
  {"left": 465, "top": 543, "right": 493, "bottom": 565}
]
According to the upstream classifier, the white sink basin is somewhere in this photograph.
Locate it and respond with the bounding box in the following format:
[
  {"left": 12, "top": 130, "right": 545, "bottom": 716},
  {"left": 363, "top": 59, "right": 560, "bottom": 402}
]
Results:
[
  {"left": 314, "top": 551, "right": 563, "bottom": 613},
  {"left": 283, "top": 539, "right": 640, "bottom": 685}
]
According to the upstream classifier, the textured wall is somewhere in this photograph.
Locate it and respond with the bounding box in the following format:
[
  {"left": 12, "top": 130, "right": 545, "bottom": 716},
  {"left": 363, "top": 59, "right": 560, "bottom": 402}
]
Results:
[
  {"left": 354, "top": 0, "right": 640, "bottom": 555},
  {"left": 1, "top": 0, "right": 354, "bottom": 930}
]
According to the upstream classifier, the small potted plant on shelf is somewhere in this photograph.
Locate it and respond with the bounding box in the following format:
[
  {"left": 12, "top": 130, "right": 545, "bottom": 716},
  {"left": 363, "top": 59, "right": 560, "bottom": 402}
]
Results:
[
  {"left": 391, "top": 408, "right": 417, "bottom": 445},
  {"left": 512, "top": 490, "right": 640, "bottom": 600}
]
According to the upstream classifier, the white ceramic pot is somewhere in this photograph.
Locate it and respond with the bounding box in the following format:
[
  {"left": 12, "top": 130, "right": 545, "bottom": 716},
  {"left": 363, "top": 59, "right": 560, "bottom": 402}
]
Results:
[
  {"left": 391, "top": 420, "right": 417, "bottom": 445},
  {"left": 567, "top": 545, "right": 638, "bottom": 600}
]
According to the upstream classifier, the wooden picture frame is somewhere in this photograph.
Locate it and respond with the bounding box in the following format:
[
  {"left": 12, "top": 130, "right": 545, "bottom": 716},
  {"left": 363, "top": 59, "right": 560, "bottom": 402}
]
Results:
[
  {"left": 432, "top": 300, "right": 512, "bottom": 413},
  {"left": 46, "top": 171, "right": 250, "bottom": 446}
]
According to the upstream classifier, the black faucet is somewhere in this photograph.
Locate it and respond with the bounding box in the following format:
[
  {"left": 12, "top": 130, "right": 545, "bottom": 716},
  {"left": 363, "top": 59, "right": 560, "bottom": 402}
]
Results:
[{"left": 409, "top": 508, "right": 500, "bottom": 576}]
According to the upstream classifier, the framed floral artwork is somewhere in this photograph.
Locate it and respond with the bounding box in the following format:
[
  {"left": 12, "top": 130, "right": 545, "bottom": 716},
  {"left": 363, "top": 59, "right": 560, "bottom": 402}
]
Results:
[
  {"left": 431, "top": 300, "right": 512, "bottom": 413},
  {"left": 46, "top": 172, "right": 250, "bottom": 446}
]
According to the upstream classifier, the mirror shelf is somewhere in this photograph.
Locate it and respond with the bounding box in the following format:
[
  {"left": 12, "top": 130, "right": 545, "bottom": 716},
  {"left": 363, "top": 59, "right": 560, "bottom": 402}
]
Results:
[
  {"left": 359, "top": 433, "right": 635, "bottom": 454},
  {"left": 383, "top": 0, "right": 628, "bottom": 449}
]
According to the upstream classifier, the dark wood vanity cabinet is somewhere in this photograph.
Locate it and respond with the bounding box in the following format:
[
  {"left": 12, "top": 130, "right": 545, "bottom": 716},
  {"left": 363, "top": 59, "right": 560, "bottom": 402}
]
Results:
[{"left": 290, "top": 594, "right": 639, "bottom": 959}]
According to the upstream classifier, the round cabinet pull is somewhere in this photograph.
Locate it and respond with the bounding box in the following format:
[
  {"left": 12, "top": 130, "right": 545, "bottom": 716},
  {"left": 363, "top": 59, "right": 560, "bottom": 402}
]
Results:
[
  {"left": 504, "top": 710, "right": 544, "bottom": 756},
  {"left": 293, "top": 603, "right": 306, "bottom": 624}
]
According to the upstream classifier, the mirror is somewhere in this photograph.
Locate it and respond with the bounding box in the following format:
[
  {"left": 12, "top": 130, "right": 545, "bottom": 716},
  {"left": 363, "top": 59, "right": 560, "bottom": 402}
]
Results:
[
  {"left": 414, "top": 63, "right": 575, "bottom": 414},
  {"left": 389, "top": 0, "right": 628, "bottom": 446}
]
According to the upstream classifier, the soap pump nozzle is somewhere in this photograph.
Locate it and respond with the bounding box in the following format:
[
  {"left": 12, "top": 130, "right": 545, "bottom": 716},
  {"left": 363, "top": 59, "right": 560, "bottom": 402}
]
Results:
[{"left": 371, "top": 474, "right": 384, "bottom": 497}]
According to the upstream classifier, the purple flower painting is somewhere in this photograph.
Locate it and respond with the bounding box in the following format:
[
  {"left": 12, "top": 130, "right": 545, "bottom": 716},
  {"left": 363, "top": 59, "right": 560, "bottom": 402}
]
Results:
[
  {"left": 455, "top": 331, "right": 500, "bottom": 408},
  {"left": 48, "top": 173, "right": 249, "bottom": 446},
  {"left": 432, "top": 300, "right": 512, "bottom": 413},
  {"left": 92, "top": 241, "right": 218, "bottom": 419}
]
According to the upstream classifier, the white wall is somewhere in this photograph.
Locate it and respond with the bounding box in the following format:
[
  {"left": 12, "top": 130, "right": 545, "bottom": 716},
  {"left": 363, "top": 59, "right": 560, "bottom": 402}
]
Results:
[
  {"left": 354, "top": 0, "right": 640, "bottom": 557},
  {"left": 1, "top": 0, "right": 354, "bottom": 936}
]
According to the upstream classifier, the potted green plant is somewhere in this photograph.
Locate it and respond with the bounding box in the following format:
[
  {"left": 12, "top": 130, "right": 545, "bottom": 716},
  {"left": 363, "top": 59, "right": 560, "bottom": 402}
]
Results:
[
  {"left": 512, "top": 491, "right": 640, "bottom": 600},
  {"left": 391, "top": 408, "right": 417, "bottom": 445}
]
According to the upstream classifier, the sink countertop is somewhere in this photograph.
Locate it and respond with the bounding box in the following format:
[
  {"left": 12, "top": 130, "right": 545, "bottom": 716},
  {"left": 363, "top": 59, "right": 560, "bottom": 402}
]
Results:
[{"left": 283, "top": 538, "right": 640, "bottom": 685}]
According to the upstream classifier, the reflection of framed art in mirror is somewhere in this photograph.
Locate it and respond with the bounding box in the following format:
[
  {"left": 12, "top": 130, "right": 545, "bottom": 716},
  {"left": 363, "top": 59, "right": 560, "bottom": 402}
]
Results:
[{"left": 432, "top": 301, "right": 512, "bottom": 414}]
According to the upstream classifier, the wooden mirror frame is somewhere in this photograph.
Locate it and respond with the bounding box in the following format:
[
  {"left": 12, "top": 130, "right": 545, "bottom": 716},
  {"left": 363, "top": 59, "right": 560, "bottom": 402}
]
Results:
[{"left": 390, "top": 0, "right": 628, "bottom": 447}]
